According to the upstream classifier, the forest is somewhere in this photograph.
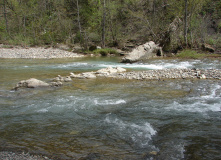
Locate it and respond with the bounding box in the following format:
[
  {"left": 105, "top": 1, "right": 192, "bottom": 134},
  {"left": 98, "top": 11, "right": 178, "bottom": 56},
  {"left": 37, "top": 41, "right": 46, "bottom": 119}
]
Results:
[{"left": 0, "top": 0, "right": 221, "bottom": 53}]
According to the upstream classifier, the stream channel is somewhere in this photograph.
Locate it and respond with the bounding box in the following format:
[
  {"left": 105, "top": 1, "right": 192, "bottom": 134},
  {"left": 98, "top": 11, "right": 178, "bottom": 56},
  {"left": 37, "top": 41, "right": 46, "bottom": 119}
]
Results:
[{"left": 0, "top": 57, "right": 221, "bottom": 160}]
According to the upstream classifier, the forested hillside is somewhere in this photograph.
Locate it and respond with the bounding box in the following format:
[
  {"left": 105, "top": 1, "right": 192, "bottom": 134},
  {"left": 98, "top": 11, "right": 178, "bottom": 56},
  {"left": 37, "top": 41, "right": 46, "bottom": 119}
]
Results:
[{"left": 0, "top": 0, "right": 220, "bottom": 52}]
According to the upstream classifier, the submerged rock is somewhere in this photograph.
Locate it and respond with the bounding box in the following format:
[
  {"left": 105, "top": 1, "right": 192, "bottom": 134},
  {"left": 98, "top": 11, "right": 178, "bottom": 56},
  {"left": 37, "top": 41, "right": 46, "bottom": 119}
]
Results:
[{"left": 121, "top": 41, "right": 163, "bottom": 63}]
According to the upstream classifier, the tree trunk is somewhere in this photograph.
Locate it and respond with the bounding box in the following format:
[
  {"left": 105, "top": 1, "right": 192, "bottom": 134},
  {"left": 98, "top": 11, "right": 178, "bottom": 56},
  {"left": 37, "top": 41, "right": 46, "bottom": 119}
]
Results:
[
  {"left": 76, "top": 0, "right": 82, "bottom": 45},
  {"left": 107, "top": 0, "right": 117, "bottom": 46},
  {"left": 3, "top": 0, "right": 9, "bottom": 34},
  {"left": 101, "top": 0, "right": 106, "bottom": 48},
  {"left": 184, "top": 0, "right": 188, "bottom": 47}
]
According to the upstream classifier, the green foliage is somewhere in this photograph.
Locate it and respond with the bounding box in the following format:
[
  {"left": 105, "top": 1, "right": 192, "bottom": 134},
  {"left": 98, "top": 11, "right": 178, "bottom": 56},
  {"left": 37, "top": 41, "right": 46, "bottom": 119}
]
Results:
[
  {"left": 177, "top": 50, "right": 206, "bottom": 59},
  {"left": 205, "top": 38, "right": 215, "bottom": 45},
  {"left": 92, "top": 48, "right": 118, "bottom": 56},
  {"left": 0, "top": 0, "right": 219, "bottom": 51},
  {"left": 216, "top": 37, "right": 221, "bottom": 49}
]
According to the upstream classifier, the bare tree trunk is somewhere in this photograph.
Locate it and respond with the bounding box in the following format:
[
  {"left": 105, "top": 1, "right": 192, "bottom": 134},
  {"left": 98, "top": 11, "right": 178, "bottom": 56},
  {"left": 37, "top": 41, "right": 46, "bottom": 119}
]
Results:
[
  {"left": 101, "top": 0, "right": 106, "bottom": 48},
  {"left": 3, "top": 0, "right": 9, "bottom": 34},
  {"left": 106, "top": 0, "right": 117, "bottom": 46},
  {"left": 23, "top": 16, "right": 26, "bottom": 37},
  {"left": 76, "top": 0, "right": 83, "bottom": 48},
  {"left": 184, "top": 0, "right": 188, "bottom": 47}
]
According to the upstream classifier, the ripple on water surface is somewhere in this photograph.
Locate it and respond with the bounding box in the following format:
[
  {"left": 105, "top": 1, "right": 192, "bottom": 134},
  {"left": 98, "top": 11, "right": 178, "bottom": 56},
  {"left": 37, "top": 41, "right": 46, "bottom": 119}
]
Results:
[{"left": 0, "top": 58, "right": 221, "bottom": 159}]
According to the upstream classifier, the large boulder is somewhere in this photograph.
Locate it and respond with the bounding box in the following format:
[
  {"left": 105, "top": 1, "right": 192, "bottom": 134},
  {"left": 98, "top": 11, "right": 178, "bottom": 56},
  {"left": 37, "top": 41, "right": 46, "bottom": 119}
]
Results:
[
  {"left": 202, "top": 43, "right": 215, "bottom": 53},
  {"left": 121, "top": 41, "right": 163, "bottom": 63},
  {"left": 14, "top": 78, "right": 50, "bottom": 90}
]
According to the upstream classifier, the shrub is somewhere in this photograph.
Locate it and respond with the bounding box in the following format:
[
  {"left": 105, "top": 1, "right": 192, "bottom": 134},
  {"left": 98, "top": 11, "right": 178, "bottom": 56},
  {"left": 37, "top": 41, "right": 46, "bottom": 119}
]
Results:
[
  {"left": 92, "top": 48, "right": 118, "bottom": 56},
  {"left": 177, "top": 49, "right": 206, "bottom": 59}
]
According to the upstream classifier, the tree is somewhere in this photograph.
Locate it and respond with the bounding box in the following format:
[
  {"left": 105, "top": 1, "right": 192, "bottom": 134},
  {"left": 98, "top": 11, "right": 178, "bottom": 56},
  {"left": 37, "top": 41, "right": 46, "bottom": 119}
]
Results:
[
  {"left": 101, "top": 0, "right": 106, "bottom": 48},
  {"left": 3, "top": 0, "right": 9, "bottom": 35},
  {"left": 184, "top": 0, "right": 188, "bottom": 47}
]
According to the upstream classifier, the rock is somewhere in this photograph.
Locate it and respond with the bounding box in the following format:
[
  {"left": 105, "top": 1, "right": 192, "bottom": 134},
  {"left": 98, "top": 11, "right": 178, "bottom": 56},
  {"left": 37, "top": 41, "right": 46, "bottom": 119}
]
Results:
[
  {"left": 15, "top": 78, "right": 50, "bottom": 89},
  {"left": 53, "top": 75, "right": 64, "bottom": 82},
  {"left": 96, "top": 66, "right": 116, "bottom": 75},
  {"left": 200, "top": 74, "right": 206, "bottom": 79},
  {"left": 116, "top": 67, "right": 127, "bottom": 72},
  {"left": 196, "top": 70, "right": 201, "bottom": 78},
  {"left": 202, "top": 43, "right": 215, "bottom": 53},
  {"left": 82, "top": 72, "right": 97, "bottom": 79},
  {"left": 53, "top": 75, "right": 72, "bottom": 82},
  {"left": 70, "top": 72, "right": 77, "bottom": 78},
  {"left": 96, "top": 66, "right": 126, "bottom": 76},
  {"left": 121, "top": 41, "right": 163, "bottom": 63},
  {"left": 70, "top": 72, "right": 96, "bottom": 79},
  {"left": 149, "top": 151, "right": 158, "bottom": 156},
  {"left": 56, "top": 43, "right": 70, "bottom": 51},
  {"left": 64, "top": 76, "right": 72, "bottom": 82},
  {"left": 50, "top": 81, "right": 63, "bottom": 87}
]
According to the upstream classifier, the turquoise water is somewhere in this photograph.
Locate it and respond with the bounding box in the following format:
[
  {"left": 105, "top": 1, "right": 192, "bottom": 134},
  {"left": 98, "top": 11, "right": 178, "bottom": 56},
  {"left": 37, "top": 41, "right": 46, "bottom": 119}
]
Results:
[{"left": 0, "top": 57, "right": 221, "bottom": 159}]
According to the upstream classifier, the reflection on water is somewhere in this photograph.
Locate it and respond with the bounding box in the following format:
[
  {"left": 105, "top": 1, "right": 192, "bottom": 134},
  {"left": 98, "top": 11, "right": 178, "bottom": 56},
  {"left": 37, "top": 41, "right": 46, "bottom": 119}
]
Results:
[{"left": 0, "top": 57, "right": 221, "bottom": 159}]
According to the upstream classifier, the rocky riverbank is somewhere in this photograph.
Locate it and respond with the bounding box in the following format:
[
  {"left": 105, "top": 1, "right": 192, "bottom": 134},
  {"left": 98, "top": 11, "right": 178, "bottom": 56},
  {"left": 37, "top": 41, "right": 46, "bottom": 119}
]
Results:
[
  {"left": 0, "top": 151, "right": 50, "bottom": 160},
  {"left": 107, "top": 68, "right": 221, "bottom": 80},
  {"left": 0, "top": 46, "right": 83, "bottom": 59}
]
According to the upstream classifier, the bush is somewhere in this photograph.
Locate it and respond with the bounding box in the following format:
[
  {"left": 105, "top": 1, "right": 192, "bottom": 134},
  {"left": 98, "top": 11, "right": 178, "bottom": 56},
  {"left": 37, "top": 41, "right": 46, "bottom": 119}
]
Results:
[
  {"left": 177, "top": 49, "right": 206, "bottom": 59},
  {"left": 92, "top": 48, "right": 118, "bottom": 56}
]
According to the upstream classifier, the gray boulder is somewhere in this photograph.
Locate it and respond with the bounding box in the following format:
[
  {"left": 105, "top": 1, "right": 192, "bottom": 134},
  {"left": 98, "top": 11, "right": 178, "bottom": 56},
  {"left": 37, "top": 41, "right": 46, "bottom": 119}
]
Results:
[
  {"left": 70, "top": 72, "right": 97, "bottom": 79},
  {"left": 50, "top": 81, "right": 63, "bottom": 87},
  {"left": 53, "top": 75, "right": 72, "bottom": 82},
  {"left": 202, "top": 43, "right": 215, "bottom": 53},
  {"left": 14, "top": 78, "right": 50, "bottom": 90},
  {"left": 121, "top": 41, "right": 163, "bottom": 63},
  {"left": 96, "top": 67, "right": 126, "bottom": 76}
]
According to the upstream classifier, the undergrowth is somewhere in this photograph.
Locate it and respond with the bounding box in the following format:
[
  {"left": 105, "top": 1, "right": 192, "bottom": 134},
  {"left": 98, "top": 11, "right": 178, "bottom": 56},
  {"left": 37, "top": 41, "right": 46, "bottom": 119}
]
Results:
[
  {"left": 86, "top": 48, "right": 119, "bottom": 56},
  {"left": 177, "top": 49, "right": 207, "bottom": 59}
]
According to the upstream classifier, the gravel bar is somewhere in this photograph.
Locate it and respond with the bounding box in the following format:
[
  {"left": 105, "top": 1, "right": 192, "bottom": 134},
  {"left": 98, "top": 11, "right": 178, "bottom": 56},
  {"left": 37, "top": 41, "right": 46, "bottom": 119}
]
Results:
[
  {"left": 0, "top": 47, "right": 84, "bottom": 59},
  {"left": 107, "top": 68, "right": 221, "bottom": 80},
  {"left": 0, "top": 151, "right": 51, "bottom": 160}
]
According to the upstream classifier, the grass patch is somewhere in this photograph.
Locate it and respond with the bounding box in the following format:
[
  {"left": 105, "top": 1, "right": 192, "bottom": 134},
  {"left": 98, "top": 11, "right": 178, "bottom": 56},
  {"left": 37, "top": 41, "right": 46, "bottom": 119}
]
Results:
[
  {"left": 86, "top": 48, "right": 119, "bottom": 56},
  {"left": 177, "top": 49, "right": 207, "bottom": 59}
]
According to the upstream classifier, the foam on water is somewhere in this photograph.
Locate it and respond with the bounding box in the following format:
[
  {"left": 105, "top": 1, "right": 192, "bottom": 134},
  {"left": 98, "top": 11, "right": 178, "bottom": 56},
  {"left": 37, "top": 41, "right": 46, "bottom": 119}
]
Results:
[
  {"left": 166, "top": 84, "right": 221, "bottom": 113},
  {"left": 94, "top": 99, "right": 126, "bottom": 105},
  {"left": 18, "top": 59, "right": 220, "bottom": 72},
  {"left": 54, "top": 62, "right": 90, "bottom": 69},
  {"left": 104, "top": 114, "right": 157, "bottom": 147},
  {"left": 93, "top": 60, "right": 196, "bottom": 71},
  {"left": 33, "top": 96, "right": 127, "bottom": 113}
]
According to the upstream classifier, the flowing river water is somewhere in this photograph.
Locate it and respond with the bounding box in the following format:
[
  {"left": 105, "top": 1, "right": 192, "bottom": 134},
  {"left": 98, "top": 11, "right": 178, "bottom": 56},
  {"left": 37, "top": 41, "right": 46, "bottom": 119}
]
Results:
[{"left": 0, "top": 57, "right": 220, "bottom": 160}]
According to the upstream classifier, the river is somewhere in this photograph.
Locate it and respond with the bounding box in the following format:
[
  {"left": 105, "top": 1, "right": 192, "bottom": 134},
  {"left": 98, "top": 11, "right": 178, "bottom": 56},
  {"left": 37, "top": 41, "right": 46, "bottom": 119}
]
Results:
[{"left": 0, "top": 57, "right": 220, "bottom": 160}]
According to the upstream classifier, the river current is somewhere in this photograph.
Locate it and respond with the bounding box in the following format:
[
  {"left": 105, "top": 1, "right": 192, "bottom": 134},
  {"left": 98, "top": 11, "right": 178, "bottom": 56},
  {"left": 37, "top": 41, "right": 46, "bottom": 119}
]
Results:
[{"left": 0, "top": 57, "right": 220, "bottom": 160}]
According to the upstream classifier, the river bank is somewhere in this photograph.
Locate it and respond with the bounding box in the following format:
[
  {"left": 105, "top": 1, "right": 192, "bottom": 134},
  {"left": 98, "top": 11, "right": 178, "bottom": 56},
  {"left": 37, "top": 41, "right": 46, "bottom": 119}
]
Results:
[
  {"left": 105, "top": 68, "right": 221, "bottom": 80},
  {"left": 0, "top": 151, "right": 50, "bottom": 160},
  {"left": 0, "top": 46, "right": 84, "bottom": 59}
]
